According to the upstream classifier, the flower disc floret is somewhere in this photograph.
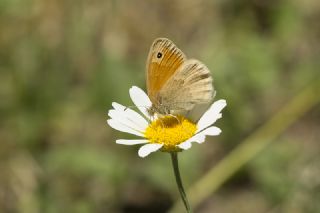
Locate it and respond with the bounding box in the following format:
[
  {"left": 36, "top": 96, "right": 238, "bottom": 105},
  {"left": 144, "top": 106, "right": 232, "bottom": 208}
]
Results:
[{"left": 144, "top": 115, "right": 197, "bottom": 152}]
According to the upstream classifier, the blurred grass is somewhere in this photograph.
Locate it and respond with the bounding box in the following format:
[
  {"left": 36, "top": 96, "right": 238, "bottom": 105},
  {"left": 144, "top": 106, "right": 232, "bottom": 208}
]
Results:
[
  {"left": 0, "top": 0, "right": 320, "bottom": 212},
  {"left": 170, "top": 78, "right": 320, "bottom": 212}
]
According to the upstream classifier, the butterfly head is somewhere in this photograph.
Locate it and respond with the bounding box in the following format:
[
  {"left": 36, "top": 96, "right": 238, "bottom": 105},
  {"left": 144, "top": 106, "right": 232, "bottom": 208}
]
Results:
[{"left": 147, "top": 99, "right": 170, "bottom": 117}]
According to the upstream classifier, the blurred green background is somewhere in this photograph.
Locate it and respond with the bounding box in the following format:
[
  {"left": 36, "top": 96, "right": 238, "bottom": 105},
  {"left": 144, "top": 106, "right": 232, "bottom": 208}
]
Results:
[{"left": 1, "top": 0, "right": 319, "bottom": 212}]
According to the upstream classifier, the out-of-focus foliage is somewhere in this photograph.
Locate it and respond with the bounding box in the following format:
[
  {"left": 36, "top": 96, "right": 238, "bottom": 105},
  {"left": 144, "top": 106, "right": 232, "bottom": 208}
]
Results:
[{"left": 0, "top": 0, "right": 319, "bottom": 212}]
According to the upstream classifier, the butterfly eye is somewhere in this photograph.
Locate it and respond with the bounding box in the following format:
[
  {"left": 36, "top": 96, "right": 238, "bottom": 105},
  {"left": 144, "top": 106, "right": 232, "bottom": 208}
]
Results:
[{"left": 157, "top": 52, "right": 162, "bottom": 58}]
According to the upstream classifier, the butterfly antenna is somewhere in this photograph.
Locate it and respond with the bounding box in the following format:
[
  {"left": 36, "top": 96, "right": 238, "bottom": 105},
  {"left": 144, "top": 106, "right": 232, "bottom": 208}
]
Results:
[{"left": 123, "top": 105, "right": 144, "bottom": 111}]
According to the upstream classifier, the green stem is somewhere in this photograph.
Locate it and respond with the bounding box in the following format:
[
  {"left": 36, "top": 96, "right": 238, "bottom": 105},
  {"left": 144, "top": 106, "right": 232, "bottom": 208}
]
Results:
[{"left": 170, "top": 152, "right": 193, "bottom": 213}]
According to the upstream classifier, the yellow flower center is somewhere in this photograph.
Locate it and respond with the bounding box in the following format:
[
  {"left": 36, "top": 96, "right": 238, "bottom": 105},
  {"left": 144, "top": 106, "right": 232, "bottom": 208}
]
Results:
[{"left": 144, "top": 115, "right": 197, "bottom": 152}]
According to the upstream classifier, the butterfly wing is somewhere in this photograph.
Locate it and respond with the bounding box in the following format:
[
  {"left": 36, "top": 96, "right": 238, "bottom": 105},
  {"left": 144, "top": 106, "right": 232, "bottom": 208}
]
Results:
[
  {"left": 146, "top": 38, "right": 186, "bottom": 104},
  {"left": 157, "top": 59, "right": 214, "bottom": 114}
]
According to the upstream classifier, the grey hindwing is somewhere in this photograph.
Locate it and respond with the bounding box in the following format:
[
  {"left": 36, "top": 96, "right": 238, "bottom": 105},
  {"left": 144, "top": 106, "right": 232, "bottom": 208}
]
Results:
[{"left": 158, "top": 59, "right": 214, "bottom": 113}]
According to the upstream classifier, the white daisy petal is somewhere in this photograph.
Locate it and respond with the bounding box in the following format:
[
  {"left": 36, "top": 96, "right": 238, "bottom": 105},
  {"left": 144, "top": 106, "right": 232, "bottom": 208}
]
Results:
[
  {"left": 112, "top": 102, "right": 126, "bottom": 111},
  {"left": 107, "top": 119, "right": 144, "bottom": 137},
  {"left": 198, "top": 126, "right": 221, "bottom": 136},
  {"left": 186, "top": 134, "right": 206, "bottom": 144},
  {"left": 197, "top": 99, "right": 227, "bottom": 132},
  {"left": 178, "top": 134, "right": 206, "bottom": 150},
  {"left": 111, "top": 102, "right": 147, "bottom": 124},
  {"left": 108, "top": 109, "right": 139, "bottom": 129},
  {"left": 116, "top": 139, "right": 149, "bottom": 145},
  {"left": 178, "top": 126, "right": 222, "bottom": 150},
  {"left": 108, "top": 106, "right": 148, "bottom": 131},
  {"left": 129, "top": 86, "right": 152, "bottom": 118},
  {"left": 178, "top": 141, "right": 192, "bottom": 150},
  {"left": 123, "top": 109, "right": 148, "bottom": 129},
  {"left": 138, "top": 143, "right": 163, "bottom": 158}
]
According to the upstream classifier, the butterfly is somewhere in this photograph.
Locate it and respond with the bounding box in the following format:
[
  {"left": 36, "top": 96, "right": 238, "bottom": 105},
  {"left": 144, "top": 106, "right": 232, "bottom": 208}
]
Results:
[{"left": 146, "top": 38, "right": 215, "bottom": 118}]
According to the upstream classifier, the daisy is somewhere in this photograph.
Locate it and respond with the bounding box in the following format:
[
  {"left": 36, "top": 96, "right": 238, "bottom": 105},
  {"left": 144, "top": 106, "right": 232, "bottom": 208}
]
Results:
[{"left": 107, "top": 86, "right": 227, "bottom": 158}]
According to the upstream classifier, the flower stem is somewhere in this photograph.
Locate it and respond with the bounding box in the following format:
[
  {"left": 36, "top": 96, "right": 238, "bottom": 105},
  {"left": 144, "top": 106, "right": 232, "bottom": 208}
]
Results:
[{"left": 170, "top": 152, "right": 193, "bottom": 213}]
